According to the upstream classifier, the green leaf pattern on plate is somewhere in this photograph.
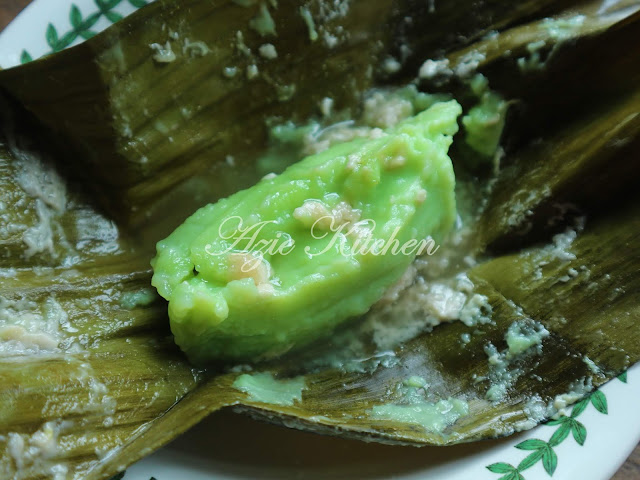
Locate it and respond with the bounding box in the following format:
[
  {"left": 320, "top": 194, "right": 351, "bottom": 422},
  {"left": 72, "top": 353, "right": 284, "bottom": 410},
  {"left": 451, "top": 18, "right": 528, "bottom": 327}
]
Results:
[
  {"left": 487, "top": 373, "right": 628, "bottom": 479},
  {"left": 20, "top": 0, "right": 147, "bottom": 62}
]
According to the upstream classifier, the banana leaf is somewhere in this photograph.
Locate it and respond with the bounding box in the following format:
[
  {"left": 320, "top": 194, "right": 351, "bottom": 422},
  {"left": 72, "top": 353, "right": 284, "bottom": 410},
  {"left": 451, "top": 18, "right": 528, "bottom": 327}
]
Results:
[
  {"left": 417, "top": 0, "right": 640, "bottom": 250},
  {"left": 0, "top": 136, "right": 202, "bottom": 479},
  {"left": 476, "top": 85, "right": 640, "bottom": 251},
  {"left": 0, "top": 0, "right": 640, "bottom": 479},
  {"left": 0, "top": 0, "right": 587, "bottom": 236},
  {"left": 418, "top": 0, "right": 640, "bottom": 154},
  {"left": 1, "top": 0, "right": 398, "bottom": 233},
  {"left": 90, "top": 189, "right": 640, "bottom": 480},
  {"left": 479, "top": 4, "right": 640, "bottom": 148}
]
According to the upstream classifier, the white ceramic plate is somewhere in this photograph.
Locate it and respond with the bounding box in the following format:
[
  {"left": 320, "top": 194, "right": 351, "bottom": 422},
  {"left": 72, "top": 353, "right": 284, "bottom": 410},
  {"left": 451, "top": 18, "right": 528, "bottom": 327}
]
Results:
[{"left": 1, "top": 2, "right": 638, "bottom": 479}]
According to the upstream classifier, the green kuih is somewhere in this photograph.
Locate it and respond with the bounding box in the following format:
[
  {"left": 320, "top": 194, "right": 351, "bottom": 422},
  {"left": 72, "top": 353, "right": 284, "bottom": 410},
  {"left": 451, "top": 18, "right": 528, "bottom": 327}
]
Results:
[{"left": 151, "top": 101, "right": 462, "bottom": 364}]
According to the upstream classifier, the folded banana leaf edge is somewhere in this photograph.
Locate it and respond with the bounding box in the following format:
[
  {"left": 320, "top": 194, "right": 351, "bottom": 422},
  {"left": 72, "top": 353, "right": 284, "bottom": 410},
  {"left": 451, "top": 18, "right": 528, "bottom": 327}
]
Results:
[{"left": 0, "top": 0, "right": 639, "bottom": 479}]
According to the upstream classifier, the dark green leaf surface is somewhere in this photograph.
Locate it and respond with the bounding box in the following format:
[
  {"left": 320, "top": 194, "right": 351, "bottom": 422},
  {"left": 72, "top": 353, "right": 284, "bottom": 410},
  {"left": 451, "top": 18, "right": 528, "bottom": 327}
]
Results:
[
  {"left": 19, "top": 50, "right": 32, "bottom": 64},
  {"left": 92, "top": 193, "right": 640, "bottom": 479},
  {"left": 541, "top": 446, "right": 558, "bottom": 476},
  {"left": 0, "top": 131, "right": 202, "bottom": 477},
  {"left": 45, "top": 23, "right": 59, "bottom": 49},
  {"left": 0, "top": 0, "right": 591, "bottom": 235},
  {"left": 590, "top": 391, "right": 608, "bottom": 414},
  {"left": 572, "top": 420, "right": 587, "bottom": 446},
  {"left": 1, "top": 0, "right": 639, "bottom": 479},
  {"left": 70, "top": 5, "right": 83, "bottom": 28},
  {"left": 488, "top": 463, "right": 516, "bottom": 474},
  {"left": 516, "top": 439, "right": 547, "bottom": 451},
  {"left": 571, "top": 399, "right": 589, "bottom": 418},
  {"left": 518, "top": 449, "right": 545, "bottom": 471},
  {"left": 547, "top": 424, "right": 570, "bottom": 447}
]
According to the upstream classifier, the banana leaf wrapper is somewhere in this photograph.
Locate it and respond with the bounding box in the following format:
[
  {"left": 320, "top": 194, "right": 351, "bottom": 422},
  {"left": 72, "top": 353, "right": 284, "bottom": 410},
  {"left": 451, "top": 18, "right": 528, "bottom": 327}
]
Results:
[
  {"left": 416, "top": 0, "right": 640, "bottom": 251},
  {"left": 3, "top": 179, "right": 638, "bottom": 479},
  {"left": 90, "top": 190, "right": 640, "bottom": 480},
  {"left": 0, "top": 0, "right": 639, "bottom": 479},
  {"left": 477, "top": 84, "right": 640, "bottom": 251},
  {"left": 0, "top": 0, "right": 586, "bottom": 234},
  {"left": 0, "top": 135, "right": 203, "bottom": 480}
]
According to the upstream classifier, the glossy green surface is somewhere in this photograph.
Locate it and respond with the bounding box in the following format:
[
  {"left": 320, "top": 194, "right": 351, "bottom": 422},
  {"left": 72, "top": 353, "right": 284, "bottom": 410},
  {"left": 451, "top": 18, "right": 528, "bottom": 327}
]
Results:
[{"left": 151, "top": 102, "right": 461, "bottom": 364}]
